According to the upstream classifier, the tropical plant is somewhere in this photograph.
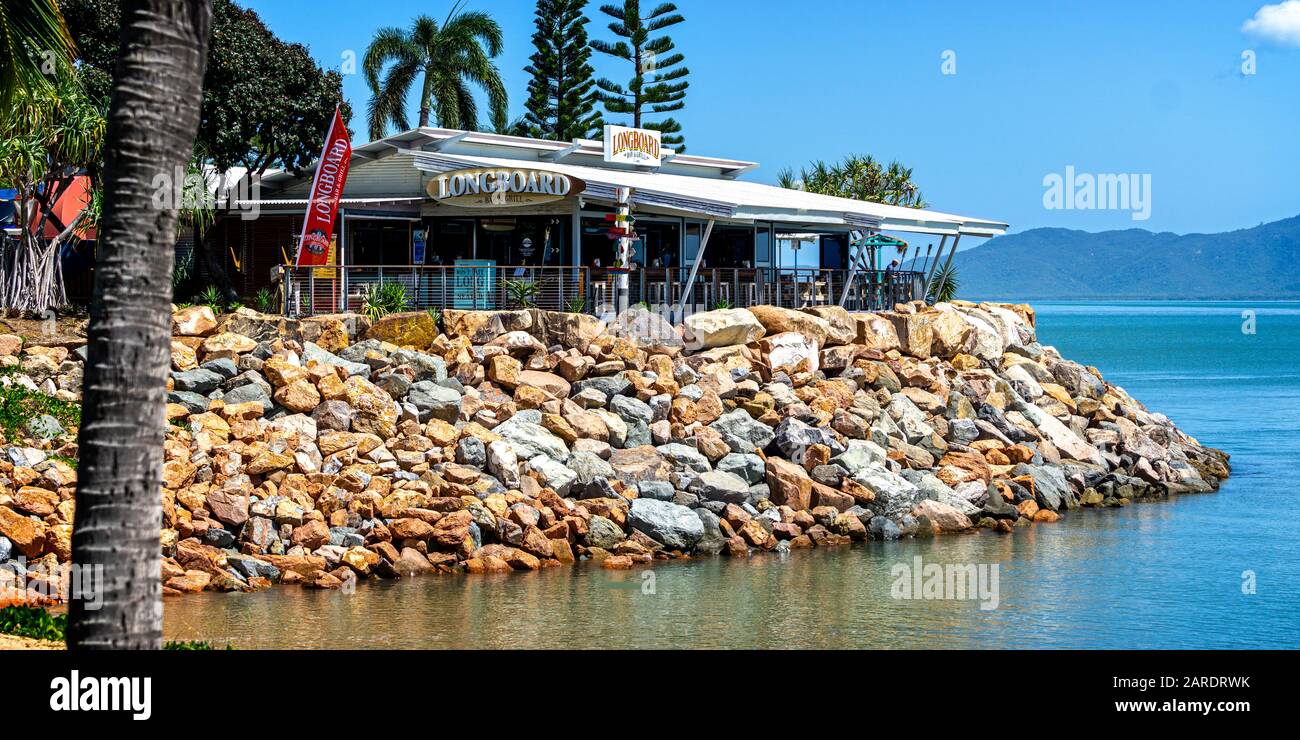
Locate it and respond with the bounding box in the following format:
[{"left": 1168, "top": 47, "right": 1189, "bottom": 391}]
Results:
[
  {"left": 0, "top": 54, "right": 106, "bottom": 312},
  {"left": 592, "top": 0, "right": 689, "bottom": 149},
  {"left": 195, "top": 285, "right": 224, "bottom": 314},
  {"left": 363, "top": 3, "right": 508, "bottom": 140},
  {"left": 927, "top": 261, "right": 960, "bottom": 303},
  {"left": 252, "top": 287, "right": 276, "bottom": 314},
  {"left": 0, "top": 0, "right": 77, "bottom": 108},
  {"left": 711, "top": 297, "right": 732, "bottom": 310},
  {"left": 361, "top": 281, "right": 410, "bottom": 320},
  {"left": 564, "top": 295, "right": 587, "bottom": 313},
  {"left": 503, "top": 278, "right": 542, "bottom": 308},
  {"left": 172, "top": 250, "right": 194, "bottom": 297},
  {"left": 425, "top": 306, "right": 442, "bottom": 327},
  {"left": 520, "top": 0, "right": 601, "bottom": 141},
  {"left": 778, "top": 155, "right": 927, "bottom": 208},
  {"left": 69, "top": 0, "right": 212, "bottom": 651}
]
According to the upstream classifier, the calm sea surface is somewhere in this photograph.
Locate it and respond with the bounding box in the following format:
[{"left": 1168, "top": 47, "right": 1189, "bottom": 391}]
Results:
[{"left": 163, "top": 301, "right": 1300, "bottom": 649}]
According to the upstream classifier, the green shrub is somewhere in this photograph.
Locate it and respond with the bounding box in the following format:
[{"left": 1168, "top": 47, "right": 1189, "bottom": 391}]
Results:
[
  {"left": 0, "top": 606, "right": 67, "bottom": 642},
  {"left": 361, "top": 282, "right": 410, "bottom": 321},
  {"left": 252, "top": 287, "right": 277, "bottom": 314},
  {"left": 503, "top": 279, "right": 542, "bottom": 309},
  {"left": 195, "top": 285, "right": 225, "bottom": 314}
]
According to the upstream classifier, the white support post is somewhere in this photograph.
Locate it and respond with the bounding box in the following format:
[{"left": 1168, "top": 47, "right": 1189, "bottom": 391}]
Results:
[
  {"left": 615, "top": 187, "right": 633, "bottom": 316},
  {"left": 838, "top": 230, "right": 875, "bottom": 308},
  {"left": 675, "top": 219, "right": 715, "bottom": 324}
]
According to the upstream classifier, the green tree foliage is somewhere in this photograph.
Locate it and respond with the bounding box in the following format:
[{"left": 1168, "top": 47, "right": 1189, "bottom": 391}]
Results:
[
  {"left": 592, "top": 1, "right": 689, "bottom": 150},
  {"left": 364, "top": 4, "right": 508, "bottom": 140},
  {"left": 60, "top": 0, "right": 350, "bottom": 176},
  {"left": 521, "top": 0, "right": 601, "bottom": 141},
  {"left": 0, "top": 0, "right": 77, "bottom": 108},
  {"left": 778, "top": 155, "right": 927, "bottom": 208}
]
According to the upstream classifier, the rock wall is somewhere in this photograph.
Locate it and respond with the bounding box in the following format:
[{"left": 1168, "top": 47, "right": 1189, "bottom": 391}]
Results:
[{"left": 0, "top": 302, "right": 1230, "bottom": 597}]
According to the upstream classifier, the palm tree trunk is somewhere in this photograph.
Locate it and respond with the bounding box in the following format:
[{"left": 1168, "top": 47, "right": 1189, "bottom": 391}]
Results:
[{"left": 68, "top": 0, "right": 212, "bottom": 651}]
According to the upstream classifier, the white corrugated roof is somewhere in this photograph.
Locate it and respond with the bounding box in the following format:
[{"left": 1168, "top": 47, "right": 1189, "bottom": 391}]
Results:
[{"left": 404, "top": 150, "right": 1006, "bottom": 237}]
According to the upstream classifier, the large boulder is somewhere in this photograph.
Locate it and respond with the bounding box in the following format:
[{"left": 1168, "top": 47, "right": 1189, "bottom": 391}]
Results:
[
  {"left": 799, "top": 305, "right": 857, "bottom": 346},
  {"left": 757, "top": 331, "right": 819, "bottom": 374},
  {"left": 683, "top": 308, "right": 765, "bottom": 350},
  {"left": 610, "top": 305, "right": 684, "bottom": 354},
  {"left": 541, "top": 311, "right": 606, "bottom": 352},
  {"left": 442, "top": 309, "right": 533, "bottom": 344},
  {"left": 628, "top": 499, "right": 705, "bottom": 550},
  {"left": 365, "top": 311, "right": 440, "bottom": 350},
  {"left": 850, "top": 313, "right": 901, "bottom": 352},
  {"left": 172, "top": 305, "right": 218, "bottom": 336},
  {"left": 747, "top": 305, "right": 831, "bottom": 346},
  {"left": 883, "top": 311, "right": 934, "bottom": 359}
]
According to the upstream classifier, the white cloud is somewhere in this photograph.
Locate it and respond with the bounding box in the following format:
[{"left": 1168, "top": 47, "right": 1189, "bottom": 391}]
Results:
[{"left": 1242, "top": 1, "right": 1300, "bottom": 46}]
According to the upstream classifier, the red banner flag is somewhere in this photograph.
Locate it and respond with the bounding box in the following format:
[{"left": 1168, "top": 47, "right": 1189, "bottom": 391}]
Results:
[{"left": 294, "top": 107, "right": 351, "bottom": 267}]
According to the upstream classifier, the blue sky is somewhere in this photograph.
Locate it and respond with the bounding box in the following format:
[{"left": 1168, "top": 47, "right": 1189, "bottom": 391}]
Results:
[{"left": 245, "top": 0, "right": 1300, "bottom": 243}]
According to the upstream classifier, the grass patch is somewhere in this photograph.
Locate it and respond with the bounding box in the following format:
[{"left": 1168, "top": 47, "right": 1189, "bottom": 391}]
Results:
[
  {"left": 163, "top": 640, "right": 234, "bottom": 650},
  {"left": 0, "top": 384, "right": 81, "bottom": 438},
  {"left": 0, "top": 605, "right": 67, "bottom": 642}
]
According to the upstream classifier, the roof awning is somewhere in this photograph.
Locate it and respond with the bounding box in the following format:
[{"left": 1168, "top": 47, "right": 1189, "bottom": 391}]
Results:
[{"left": 404, "top": 151, "right": 1007, "bottom": 237}]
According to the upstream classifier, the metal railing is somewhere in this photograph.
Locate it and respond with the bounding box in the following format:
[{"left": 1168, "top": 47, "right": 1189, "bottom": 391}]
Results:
[
  {"left": 590, "top": 267, "right": 926, "bottom": 313},
  {"left": 285, "top": 264, "right": 589, "bottom": 316},
  {"left": 284, "top": 265, "right": 924, "bottom": 318}
]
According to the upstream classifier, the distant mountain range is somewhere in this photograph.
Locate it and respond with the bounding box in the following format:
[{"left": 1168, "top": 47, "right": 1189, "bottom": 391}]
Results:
[{"left": 953, "top": 215, "right": 1300, "bottom": 300}]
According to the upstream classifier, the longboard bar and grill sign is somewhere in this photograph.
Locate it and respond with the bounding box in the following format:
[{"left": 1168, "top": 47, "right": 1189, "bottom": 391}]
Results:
[
  {"left": 294, "top": 107, "right": 352, "bottom": 267},
  {"left": 427, "top": 167, "right": 585, "bottom": 208}
]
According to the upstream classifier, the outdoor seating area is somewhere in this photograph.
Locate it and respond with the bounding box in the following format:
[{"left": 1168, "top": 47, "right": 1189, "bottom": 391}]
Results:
[{"left": 284, "top": 264, "right": 926, "bottom": 317}]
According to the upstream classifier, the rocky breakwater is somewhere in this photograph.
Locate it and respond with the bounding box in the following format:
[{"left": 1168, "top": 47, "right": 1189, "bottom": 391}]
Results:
[{"left": 0, "top": 300, "right": 1230, "bottom": 597}]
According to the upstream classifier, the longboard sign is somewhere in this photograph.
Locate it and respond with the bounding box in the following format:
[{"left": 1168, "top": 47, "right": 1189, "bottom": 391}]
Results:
[{"left": 294, "top": 107, "right": 352, "bottom": 268}]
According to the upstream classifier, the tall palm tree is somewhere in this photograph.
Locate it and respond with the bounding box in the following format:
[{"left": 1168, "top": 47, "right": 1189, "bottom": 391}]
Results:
[
  {"left": 363, "top": 3, "right": 508, "bottom": 140},
  {"left": 68, "top": 0, "right": 212, "bottom": 651},
  {"left": 778, "top": 154, "right": 928, "bottom": 209},
  {"left": 0, "top": 0, "right": 77, "bottom": 107}
]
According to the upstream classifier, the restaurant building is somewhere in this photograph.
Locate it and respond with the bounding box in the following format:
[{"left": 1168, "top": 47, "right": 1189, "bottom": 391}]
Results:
[{"left": 211, "top": 126, "right": 1006, "bottom": 318}]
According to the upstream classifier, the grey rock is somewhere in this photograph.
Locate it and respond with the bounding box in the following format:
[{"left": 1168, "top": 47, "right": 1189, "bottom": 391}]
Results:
[
  {"left": 223, "top": 383, "right": 274, "bottom": 413},
  {"left": 691, "top": 470, "right": 751, "bottom": 504},
  {"left": 200, "top": 357, "right": 239, "bottom": 380},
  {"left": 23, "top": 414, "right": 64, "bottom": 440},
  {"left": 6, "top": 447, "right": 47, "bottom": 468},
  {"left": 628, "top": 498, "right": 705, "bottom": 550},
  {"left": 168, "top": 390, "right": 210, "bottom": 414},
  {"left": 856, "top": 465, "right": 922, "bottom": 519},
  {"left": 528, "top": 454, "right": 578, "bottom": 495},
  {"left": 1013, "top": 463, "right": 1076, "bottom": 511},
  {"left": 709, "top": 409, "right": 776, "bottom": 453},
  {"left": 692, "top": 509, "right": 726, "bottom": 555},
  {"left": 773, "top": 417, "right": 846, "bottom": 462},
  {"left": 390, "top": 348, "right": 447, "bottom": 381},
  {"left": 637, "top": 480, "right": 675, "bottom": 501},
  {"left": 869, "top": 516, "right": 902, "bottom": 541},
  {"left": 494, "top": 414, "right": 570, "bottom": 463},
  {"left": 572, "top": 375, "right": 631, "bottom": 399},
  {"left": 172, "top": 368, "right": 224, "bottom": 394},
  {"left": 304, "top": 341, "right": 371, "bottom": 377},
  {"left": 715, "top": 453, "right": 765, "bottom": 484},
  {"left": 406, "top": 381, "right": 461, "bottom": 423},
  {"left": 570, "top": 451, "right": 616, "bottom": 484},
  {"left": 657, "top": 443, "right": 711, "bottom": 473},
  {"left": 456, "top": 437, "right": 487, "bottom": 468},
  {"left": 610, "top": 395, "right": 654, "bottom": 426},
  {"left": 587, "top": 515, "right": 626, "bottom": 549}
]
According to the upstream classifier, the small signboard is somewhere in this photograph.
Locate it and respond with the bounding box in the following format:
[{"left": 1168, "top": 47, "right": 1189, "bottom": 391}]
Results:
[
  {"left": 603, "top": 125, "right": 662, "bottom": 167},
  {"left": 453, "top": 259, "right": 495, "bottom": 308}
]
